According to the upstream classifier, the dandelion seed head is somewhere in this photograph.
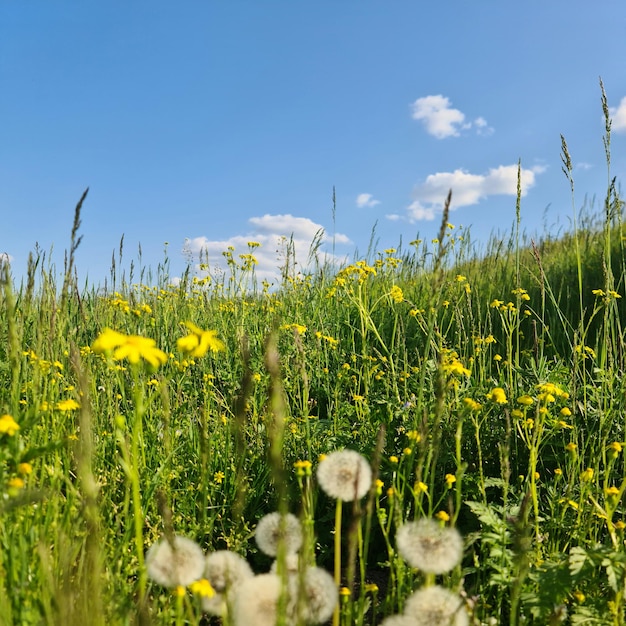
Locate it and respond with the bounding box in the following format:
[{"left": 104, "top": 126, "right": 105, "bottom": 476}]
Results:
[
  {"left": 232, "top": 573, "right": 282, "bottom": 626},
  {"left": 292, "top": 566, "right": 338, "bottom": 625},
  {"left": 317, "top": 449, "right": 372, "bottom": 501},
  {"left": 396, "top": 519, "right": 463, "bottom": 574},
  {"left": 202, "top": 550, "right": 253, "bottom": 615},
  {"left": 255, "top": 512, "right": 303, "bottom": 557},
  {"left": 145, "top": 536, "right": 205, "bottom": 588},
  {"left": 270, "top": 552, "right": 301, "bottom": 576},
  {"left": 404, "top": 585, "right": 468, "bottom": 626}
]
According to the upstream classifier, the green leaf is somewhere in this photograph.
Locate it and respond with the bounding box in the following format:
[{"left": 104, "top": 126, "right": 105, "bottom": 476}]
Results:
[{"left": 569, "top": 547, "right": 588, "bottom": 576}]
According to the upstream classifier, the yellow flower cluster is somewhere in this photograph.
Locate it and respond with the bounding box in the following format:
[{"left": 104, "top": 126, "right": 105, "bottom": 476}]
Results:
[{"left": 93, "top": 329, "right": 168, "bottom": 368}]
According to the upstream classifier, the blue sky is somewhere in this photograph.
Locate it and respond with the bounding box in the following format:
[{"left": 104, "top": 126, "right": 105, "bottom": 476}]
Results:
[{"left": 1, "top": 2, "right": 625, "bottom": 285}]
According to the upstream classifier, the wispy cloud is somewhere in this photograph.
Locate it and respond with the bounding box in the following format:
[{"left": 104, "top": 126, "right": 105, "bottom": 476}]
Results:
[
  {"left": 609, "top": 96, "right": 626, "bottom": 132},
  {"left": 185, "top": 214, "right": 351, "bottom": 283},
  {"left": 356, "top": 193, "right": 380, "bottom": 208},
  {"left": 388, "top": 164, "right": 545, "bottom": 223},
  {"left": 410, "top": 95, "right": 493, "bottom": 138}
]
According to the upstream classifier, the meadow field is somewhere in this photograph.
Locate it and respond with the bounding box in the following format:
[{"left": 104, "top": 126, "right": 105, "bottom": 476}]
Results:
[{"left": 2, "top": 124, "right": 626, "bottom": 624}]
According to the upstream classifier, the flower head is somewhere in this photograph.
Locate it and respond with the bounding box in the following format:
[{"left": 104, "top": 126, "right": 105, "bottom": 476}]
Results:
[
  {"left": 177, "top": 322, "right": 225, "bottom": 357},
  {"left": 231, "top": 574, "right": 282, "bottom": 626},
  {"left": 317, "top": 449, "right": 372, "bottom": 501},
  {"left": 93, "top": 328, "right": 167, "bottom": 368},
  {"left": 404, "top": 585, "right": 468, "bottom": 626},
  {"left": 255, "top": 512, "right": 303, "bottom": 557},
  {"left": 396, "top": 518, "right": 463, "bottom": 574},
  {"left": 292, "top": 566, "right": 338, "bottom": 625},
  {"left": 487, "top": 387, "right": 507, "bottom": 404},
  {"left": 0, "top": 414, "right": 20, "bottom": 436},
  {"left": 145, "top": 536, "right": 205, "bottom": 588},
  {"left": 202, "top": 550, "right": 254, "bottom": 615}
]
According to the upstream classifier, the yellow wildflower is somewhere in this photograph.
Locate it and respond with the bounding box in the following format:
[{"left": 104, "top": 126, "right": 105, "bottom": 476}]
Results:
[
  {"left": 517, "top": 395, "right": 534, "bottom": 406},
  {"left": 414, "top": 481, "right": 428, "bottom": 493},
  {"left": 435, "top": 510, "right": 450, "bottom": 522},
  {"left": 0, "top": 414, "right": 20, "bottom": 436},
  {"left": 55, "top": 399, "right": 80, "bottom": 412},
  {"left": 463, "top": 398, "right": 482, "bottom": 411},
  {"left": 580, "top": 468, "right": 594, "bottom": 482},
  {"left": 487, "top": 387, "right": 507, "bottom": 404},
  {"left": 177, "top": 322, "right": 225, "bottom": 357},
  {"left": 445, "top": 474, "right": 456, "bottom": 488},
  {"left": 18, "top": 462, "right": 32, "bottom": 475},
  {"left": 390, "top": 285, "right": 404, "bottom": 303},
  {"left": 189, "top": 578, "right": 215, "bottom": 598}
]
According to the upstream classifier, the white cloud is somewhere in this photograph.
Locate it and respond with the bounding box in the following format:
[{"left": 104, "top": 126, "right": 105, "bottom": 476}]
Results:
[
  {"left": 411, "top": 95, "right": 466, "bottom": 138},
  {"left": 390, "top": 164, "right": 545, "bottom": 223},
  {"left": 410, "top": 95, "right": 493, "bottom": 139},
  {"left": 575, "top": 161, "right": 593, "bottom": 171},
  {"left": 609, "top": 96, "right": 626, "bottom": 132},
  {"left": 474, "top": 116, "right": 494, "bottom": 136},
  {"left": 356, "top": 193, "right": 380, "bottom": 208},
  {"left": 185, "top": 214, "right": 351, "bottom": 284},
  {"left": 406, "top": 202, "right": 436, "bottom": 221}
]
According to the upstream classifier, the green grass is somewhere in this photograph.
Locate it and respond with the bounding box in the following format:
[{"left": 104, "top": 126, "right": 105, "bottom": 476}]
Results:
[{"left": 2, "top": 99, "right": 626, "bottom": 624}]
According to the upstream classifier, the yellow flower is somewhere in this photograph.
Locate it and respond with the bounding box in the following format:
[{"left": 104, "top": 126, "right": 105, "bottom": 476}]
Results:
[
  {"left": 615, "top": 520, "right": 626, "bottom": 530},
  {"left": 560, "top": 407, "right": 572, "bottom": 417},
  {"left": 114, "top": 335, "right": 168, "bottom": 367},
  {"left": 445, "top": 474, "right": 456, "bottom": 488},
  {"left": 605, "top": 486, "right": 620, "bottom": 497},
  {"left": 189, "top": 578, "right": 215, "bottom": 598},
  {"left": 414, "top": 481, "right": 428, "bottom": 493},
  {"left": 17, "top": 462, "right": 32, "bottom": 475},
  {"left": 213, "top": 471, "right": 225, "bottom": 484},
  {"left": 487, "top": 387, "right": 507, "bottom": 404},
  {"left": 517, "top": 395, "right": 534, "bottom": 406},
  {"left": 390, "top": 285, "right": 404, "bottom": 303},
  {"left": 573, "top": 590, "right": 585, "bottom": 603},
  {"left": 55, "top": 399, "right": 80, "bottom": 412},
  {"left": 281, "top": 323, "right": 307, "bottom": 335},
  {"left": 490, "top": 299, "right": 504, "bottom": 308},
  {"left": 435, "top": 510, "right": 450, "bottom": 522},
  {"left": 93, "top": 329, "right": 167, "bottom": 368},
  {"left": 92, "top": 328, "right": 127, "bottom": 352},
  {"left": 463, "top": 398, "right": 482, "bottom": 411},
  {"left": 177, "top": 322, "right": 225, "bottom": 357},
  {"left": 0, "top": 414, "right": 20, "bottom": 436},
  {"left": 554, "top": 468, "right": 562, "bottom": 476},
  {"left": 294, "top": 459, "right": 312, "bottom": 476},
  {"left": 580, "top": 468, "right": 594, "bottom": 482},
  {"left": 389, "top": 455, "right": 399, "bottom": 464}
]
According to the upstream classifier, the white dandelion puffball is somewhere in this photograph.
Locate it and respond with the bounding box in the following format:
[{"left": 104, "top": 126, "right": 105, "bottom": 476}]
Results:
[
  {"left": 396, "top": 518, "right": 464, "bottom": 574},
  {"left": 255, "top": 512, "right": 303, "bottom": 557},
  {"left": 317, "top": 449, "right": 372, "bottom": 501},
  {"left": 404, "top": 585, "right": 468, "bottom": 626},
  {"left": 270, "top": 552, "right": 301, "bottom": 576},
  {"left": 294, "top": 566, "right": 338, "bottom": 625},
  {"left": 145, "top": 535, "right": 205, "bottom": 588},
  {"left": 202, "top": 550, "right": 254, "bottom": 615},
  {"left": 231, "top": 573, "right": 282, "bottom": 626}
]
